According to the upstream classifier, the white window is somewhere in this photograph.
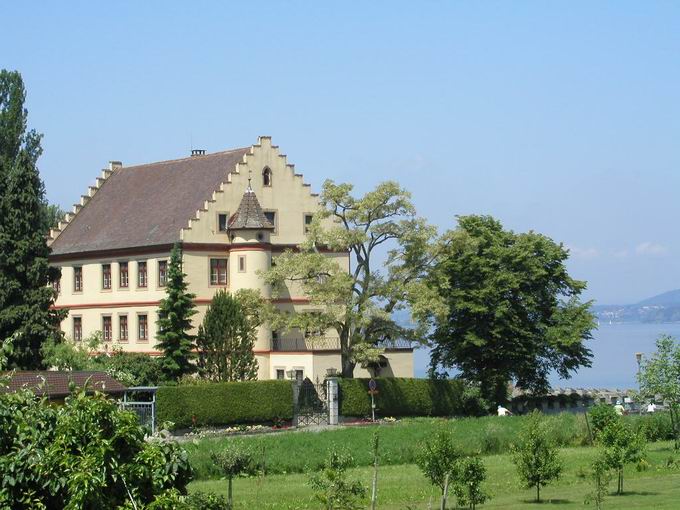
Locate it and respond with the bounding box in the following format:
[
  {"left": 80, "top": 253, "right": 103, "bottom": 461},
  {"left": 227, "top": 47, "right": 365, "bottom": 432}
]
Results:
[
  {"left": 102, "top": 316, "right": 112, "bottom": 342},
  {"left": 210, "top": 258, "right": 228, "bottom": 285},
  {"left": 138, "top": 261, "right": 148, "bottom": 288},
  {"left": 138, "top": 314, "right": 148, "bottom": 341},
  {"left": 73, "top": 317, "right": 82, "bottom": 342},
  {"left": 102, "top": 264, "right": 112, "bottom": 290},
  {"left": 158, "top": 260, "right": 168, "bottom": 287}
]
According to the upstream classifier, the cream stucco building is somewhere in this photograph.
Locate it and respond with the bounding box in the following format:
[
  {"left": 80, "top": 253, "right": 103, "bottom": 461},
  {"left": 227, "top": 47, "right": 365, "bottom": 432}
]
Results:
[{"left": 48, "top": 137, "right": 414, "bottom": 380}]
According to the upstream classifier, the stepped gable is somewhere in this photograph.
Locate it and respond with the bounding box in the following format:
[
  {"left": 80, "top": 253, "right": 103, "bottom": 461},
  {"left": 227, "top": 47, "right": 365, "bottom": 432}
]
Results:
[
  {"left": 228, "top": 186, "right": 275, "bottom": 230},
  {"left": 50, "top": 147, "right": 249, "bottom": 255}
]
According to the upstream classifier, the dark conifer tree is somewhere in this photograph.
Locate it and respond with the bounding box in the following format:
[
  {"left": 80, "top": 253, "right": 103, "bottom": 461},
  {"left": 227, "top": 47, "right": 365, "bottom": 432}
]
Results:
[
  {"left": 197, "top": 290, "right": 259, "bottom": 382},
  {"left": 0, "top": 70, "right": 66, "bottom": 369},
  {"left": 156, "top": 243, "right": 197, "bottom": 380}
]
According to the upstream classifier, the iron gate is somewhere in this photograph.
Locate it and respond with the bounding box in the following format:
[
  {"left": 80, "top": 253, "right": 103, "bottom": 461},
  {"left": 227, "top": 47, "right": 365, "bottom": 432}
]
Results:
[
  {"left": 294, "top": 379, "right": 329, "bottom": 426},
  {"left": 121, "top": 401, "right": 155, "bottom": 433},
  {"left": 120, "top": 386, "right": 157, "bottom": 434}
]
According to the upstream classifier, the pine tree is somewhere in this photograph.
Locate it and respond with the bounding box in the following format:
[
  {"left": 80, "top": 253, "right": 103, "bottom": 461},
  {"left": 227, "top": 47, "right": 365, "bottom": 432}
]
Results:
[
  {"left": 156, "top": 243, "right": 197, "bottom": 380},
  {"left": 0, "top": 70, "right": 66, "bottom": 369},
  {"left": 197, "top": 290, "right": 259, "bottom": 381}
]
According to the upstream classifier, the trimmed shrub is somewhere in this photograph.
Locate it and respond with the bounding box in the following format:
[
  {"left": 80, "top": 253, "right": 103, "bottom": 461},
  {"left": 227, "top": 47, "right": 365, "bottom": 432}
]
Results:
[
  {"left": 339, "top": 378, "right": 487, "bottom": 418},
  {"left": 157, "top": 380, "right": 293, "bottom": 429}
]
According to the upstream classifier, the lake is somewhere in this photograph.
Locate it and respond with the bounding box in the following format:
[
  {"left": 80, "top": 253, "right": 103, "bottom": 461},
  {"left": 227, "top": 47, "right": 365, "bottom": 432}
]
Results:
[{"left": 412, "top": 322, "right": 680, "bottom": 389}]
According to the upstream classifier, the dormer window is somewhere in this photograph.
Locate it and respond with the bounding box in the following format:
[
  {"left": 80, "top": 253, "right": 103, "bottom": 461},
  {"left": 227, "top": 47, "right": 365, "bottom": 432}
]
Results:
[
  {"left": 262, "top": 167, "right": 272, "bottom": 187},
  {"left": 263, "top": 210, "right": 277, "bottom": 234}
]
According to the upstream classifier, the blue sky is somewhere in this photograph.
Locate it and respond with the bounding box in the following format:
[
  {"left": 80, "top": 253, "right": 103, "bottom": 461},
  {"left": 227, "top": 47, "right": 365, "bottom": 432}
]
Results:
[{"left": 3, "top": 1, "right": 680, "bottom": 305}]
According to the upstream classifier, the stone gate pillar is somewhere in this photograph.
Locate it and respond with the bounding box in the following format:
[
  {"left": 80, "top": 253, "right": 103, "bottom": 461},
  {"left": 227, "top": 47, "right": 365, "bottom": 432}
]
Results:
[{"left": 327, "top": 377, "right": 339, "bottom": 426}]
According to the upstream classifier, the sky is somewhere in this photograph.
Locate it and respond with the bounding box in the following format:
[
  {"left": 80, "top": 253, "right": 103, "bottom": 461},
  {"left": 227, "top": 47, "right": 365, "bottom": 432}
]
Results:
[{"left": 2, "top": 1, "right": 680, "bottom": 306}]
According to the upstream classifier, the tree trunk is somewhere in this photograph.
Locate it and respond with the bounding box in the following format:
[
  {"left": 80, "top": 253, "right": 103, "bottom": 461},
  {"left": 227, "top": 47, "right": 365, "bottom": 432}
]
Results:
[
  {"left": 341, "top": 355, "right": 355, "bottom": 378},
  {"left": 670, "top": 405, "right": 679, "bottom": 450},
  {"left": 440, "top": 472, "right": 450, "bottom": 510},
  {"left": 371, "top": 437, "right": 379, "bottom": 510},
  {"left": 227, "top": 476, "right": 233, "bottom": 510},
  {"left": 536, "top": 483, "right": 540, "bottom": 503},
  {"left": 483, "top": 375, "right": 510, "bottom": 407},
  {"left": 340, "top": 329, "right": 355, "bottom": 377}
]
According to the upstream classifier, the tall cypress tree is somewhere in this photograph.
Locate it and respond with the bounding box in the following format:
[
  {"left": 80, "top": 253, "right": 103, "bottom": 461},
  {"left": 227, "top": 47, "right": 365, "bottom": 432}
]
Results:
[
  {"left": 156, "top": 243, "right": 197, "bottom": 380},
  {"left": 0, "top": 70, "right": 66, "bottom": 369}
]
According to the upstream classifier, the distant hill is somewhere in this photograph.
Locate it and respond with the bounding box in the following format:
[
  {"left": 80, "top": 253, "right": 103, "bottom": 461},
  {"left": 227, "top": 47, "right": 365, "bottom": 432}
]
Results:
[{"left": 594, "top": 289, "right": 680, "bottom": 323}]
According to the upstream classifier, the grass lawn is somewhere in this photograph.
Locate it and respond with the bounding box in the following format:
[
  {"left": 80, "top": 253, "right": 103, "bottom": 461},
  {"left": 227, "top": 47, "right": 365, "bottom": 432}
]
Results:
[
  {"left": 184, "top": 415, "right": 593, "bottom": 478},
  {"left": 188, "top": 441, "right": 680, "bottom": 509}
]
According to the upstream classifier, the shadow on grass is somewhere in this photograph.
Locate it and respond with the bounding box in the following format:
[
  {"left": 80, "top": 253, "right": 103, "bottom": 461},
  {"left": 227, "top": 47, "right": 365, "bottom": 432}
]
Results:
[
  {"left": 519, "top": 499, "right": 571, "bottom": 505},
  {"left": 611, "top": 491, "right": 658, "bottom": 496}
]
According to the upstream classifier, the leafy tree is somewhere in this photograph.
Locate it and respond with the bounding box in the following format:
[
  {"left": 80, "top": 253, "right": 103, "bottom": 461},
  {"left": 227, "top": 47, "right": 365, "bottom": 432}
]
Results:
[
  {"left": 309, "top": 446, "right": 366, "bottom": 510},
  {"left": 196, "top": 289, "right": 261, "bottom": 381},
  {"left": 41, "top": 331, "right": 166, "bottom": 386},
  {"left": 512, "top": 411, "right": 563, "bottom": 502},
  {"left": 91, "top": 349, "right": 166, "bottom": 387},
  {"left": 0, "top": 69, "right": 66, "bottom": 369},
  {"left": 156, "top": 243, "right": 197, "bottom": 381},
  {"left": 42, "top": 202, "right": 65, "bottom": 234},
  {"left": 598, "top": 419, "right": 646, "bottom": 495},
  {"left": 584, "top": 454, "right": 611, "bottom": 509},
  {"left": 210, "top": 441, "right": 255, "bottom": 510},
  {"left": 454, "top": 455, "right": 488, "bottom": 510},
  {"left": 416, "top": 430, "right": 462, "bottom": 509},
  {"left": 588, "top": 404, "right": 619, "bottom": 439},
  {"left": 427, "top": 215, "right": 595, "bottom": 402},
  {"left": 262, "top": 180, "right": 441, "bottom": 377},
  {"left": 638, "top": 334, "right": 680, "bottom": 448},
  {"left": 0, "top": 384, "right": 192, "bottom": 509},
  {"left": 41, "top": 331, "right": 100, "bottom": 370}
]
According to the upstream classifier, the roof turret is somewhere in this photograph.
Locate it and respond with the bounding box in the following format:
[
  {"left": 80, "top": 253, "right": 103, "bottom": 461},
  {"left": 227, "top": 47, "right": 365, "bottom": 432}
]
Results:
[{"left": 228, "top": 183, "right": 274, "bottom": 230}]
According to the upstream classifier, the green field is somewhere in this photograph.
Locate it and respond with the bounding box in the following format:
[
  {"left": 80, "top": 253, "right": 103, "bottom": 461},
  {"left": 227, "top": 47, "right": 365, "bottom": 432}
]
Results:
[
  {"left": 189, "top": 441, "right": 680, "bottom": 509},
  {"left": 184, "top": 415, "right": 590, "bottom": 478},
  {"left": 183, "top": 414, "right": 674, "bottom": 479},
  {"left": 185, "top": 415, "right": 680, "bottom": 509}
]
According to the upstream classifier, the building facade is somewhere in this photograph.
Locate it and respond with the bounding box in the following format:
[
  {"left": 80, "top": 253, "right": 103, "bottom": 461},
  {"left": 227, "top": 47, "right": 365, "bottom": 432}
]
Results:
[{"left": 48, "top": 137, "right": 414, "bottom": 380}]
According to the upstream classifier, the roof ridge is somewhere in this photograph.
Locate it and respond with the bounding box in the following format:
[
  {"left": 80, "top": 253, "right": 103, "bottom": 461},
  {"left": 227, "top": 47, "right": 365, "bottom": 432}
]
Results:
[{"left": 122, "top": 146, "right": 250, "bottom": 170}]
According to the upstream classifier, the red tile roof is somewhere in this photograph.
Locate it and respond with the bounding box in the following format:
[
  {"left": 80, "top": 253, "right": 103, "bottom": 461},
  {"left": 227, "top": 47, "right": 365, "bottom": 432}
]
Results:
[
  {"left": 0, "top": 371, "right": 127, "bottom": 398},
  {"left": 50, "top": 148, "right": 249, "bottom": 255}
]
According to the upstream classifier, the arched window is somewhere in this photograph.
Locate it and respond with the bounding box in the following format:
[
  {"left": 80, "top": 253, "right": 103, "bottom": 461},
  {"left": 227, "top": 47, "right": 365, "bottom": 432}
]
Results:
[{"left": 262, "top": 167, "right": 272, "bottom": 187}]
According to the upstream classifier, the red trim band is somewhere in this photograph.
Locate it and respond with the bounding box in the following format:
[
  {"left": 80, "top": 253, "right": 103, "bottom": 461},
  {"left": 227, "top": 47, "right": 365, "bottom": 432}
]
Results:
[
  {"left": 52, "top": 297, "right": 310, "bottom": 310},
  {"left": 49, "top": 243, "right": 347, "bottom": 262}
]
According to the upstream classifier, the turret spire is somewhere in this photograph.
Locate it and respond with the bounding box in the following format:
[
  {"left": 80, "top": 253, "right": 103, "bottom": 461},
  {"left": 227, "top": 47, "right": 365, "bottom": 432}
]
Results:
[{"left": 228, "top": 179, "right": 275, "bottom": 230}]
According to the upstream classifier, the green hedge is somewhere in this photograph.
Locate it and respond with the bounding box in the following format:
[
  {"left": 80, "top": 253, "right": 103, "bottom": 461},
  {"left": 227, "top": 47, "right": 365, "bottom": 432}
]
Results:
[
  {"left": 157, "top": 380, "right": 293, "bottom": 429},
  {"left": 339, "top": 378, "right": 487, "bottom": 418}
]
